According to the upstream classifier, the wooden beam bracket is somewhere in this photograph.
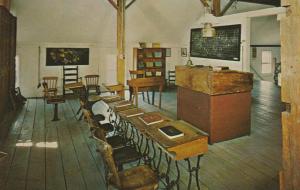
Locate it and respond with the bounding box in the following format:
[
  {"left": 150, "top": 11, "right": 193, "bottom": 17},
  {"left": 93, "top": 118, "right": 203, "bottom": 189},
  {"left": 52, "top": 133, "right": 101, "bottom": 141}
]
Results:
[
  {"left": 220, "top": 0, "right": 235, "bottom": 16},
  {"left": 125, "top": 0, "right": 136, "bottom": 9},
  {"left": 107, "top": 0, "right": 118, "bottom": 10}
]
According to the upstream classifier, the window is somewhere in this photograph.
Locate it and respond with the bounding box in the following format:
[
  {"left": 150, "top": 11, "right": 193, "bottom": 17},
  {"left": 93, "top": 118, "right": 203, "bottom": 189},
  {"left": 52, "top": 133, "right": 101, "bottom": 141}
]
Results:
[{"left": 261, "top": 51, "right": 273, "bottom": 74}]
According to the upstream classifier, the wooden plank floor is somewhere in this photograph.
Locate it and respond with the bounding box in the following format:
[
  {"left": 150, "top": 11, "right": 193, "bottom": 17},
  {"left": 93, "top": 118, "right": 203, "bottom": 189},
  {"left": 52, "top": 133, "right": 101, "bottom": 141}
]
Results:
[{"left": 0, "top": 80, "right": 283, "bottom": 190}]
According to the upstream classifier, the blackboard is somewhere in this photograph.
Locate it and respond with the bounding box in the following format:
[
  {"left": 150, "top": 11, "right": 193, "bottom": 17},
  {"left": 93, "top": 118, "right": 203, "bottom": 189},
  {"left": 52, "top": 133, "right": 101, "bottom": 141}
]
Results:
[{"left": 190, "top": 24, "right": 241, "bottom": 61}]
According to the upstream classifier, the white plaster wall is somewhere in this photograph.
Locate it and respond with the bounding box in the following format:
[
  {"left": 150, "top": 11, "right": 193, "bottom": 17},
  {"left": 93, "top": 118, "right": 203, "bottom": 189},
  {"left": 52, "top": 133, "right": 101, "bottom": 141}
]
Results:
[
  {"left": 250, "top": 15, "right": 280, "bottom": 82},
  {"left": 12, "top": 0, "right": 203, "bottom": 97},
  {"left": 251, "top": 16, "right": 280, "bottom": 45}
]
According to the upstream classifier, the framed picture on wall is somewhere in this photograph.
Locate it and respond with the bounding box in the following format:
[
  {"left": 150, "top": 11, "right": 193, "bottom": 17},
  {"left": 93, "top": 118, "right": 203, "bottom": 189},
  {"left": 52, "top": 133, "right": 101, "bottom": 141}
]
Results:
[
  {"left": 181, "top": 48, "right": 187, "bottom": 57},
  {"left": 166, "top": 48, "right": 171, "bottom": 57},
  {"left": 46, "top": 48, "right": 89, "bottom": 66}
]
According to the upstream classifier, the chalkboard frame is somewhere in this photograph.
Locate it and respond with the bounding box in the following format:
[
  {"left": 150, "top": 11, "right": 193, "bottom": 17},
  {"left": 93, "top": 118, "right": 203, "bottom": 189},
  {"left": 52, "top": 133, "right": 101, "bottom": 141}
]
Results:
[{"left": 190, "top": 24, "right": 241, "bottom": 61}]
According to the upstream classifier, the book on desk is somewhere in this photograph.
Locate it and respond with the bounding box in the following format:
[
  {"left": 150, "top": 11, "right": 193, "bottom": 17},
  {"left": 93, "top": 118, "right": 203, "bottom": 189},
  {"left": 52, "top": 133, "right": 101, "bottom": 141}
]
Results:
[
  {"left": 123, "top": 109, "right": 144, "bottom": 118},
  {"left": 138, "top": 113, "right": 164, "bottom": 125},
  {"left": 115, "top": 101, "right": 132, "bottom": 108},
  {"left": 158, "top": 125, "right": 184, "bottom": 139}
]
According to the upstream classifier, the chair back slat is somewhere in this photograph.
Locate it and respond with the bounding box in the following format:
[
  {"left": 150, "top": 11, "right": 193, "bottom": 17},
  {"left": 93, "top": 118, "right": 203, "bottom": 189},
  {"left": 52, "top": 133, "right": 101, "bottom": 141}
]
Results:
[{"left": 85, "top": 75, "right": 99, "bottom": 86}]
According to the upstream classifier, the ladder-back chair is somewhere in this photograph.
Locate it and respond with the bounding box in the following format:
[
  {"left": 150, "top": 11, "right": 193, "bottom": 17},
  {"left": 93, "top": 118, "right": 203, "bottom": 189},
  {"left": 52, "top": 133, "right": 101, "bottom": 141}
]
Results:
[
  {"left": 42, "top": 76, "right": 58, "bottom": 99},
  {"left": 85, "top": 75, "right": 101, "bottom": 95},
  {"left": 96, "top": 138, "right": 158, "bottom": 190}
]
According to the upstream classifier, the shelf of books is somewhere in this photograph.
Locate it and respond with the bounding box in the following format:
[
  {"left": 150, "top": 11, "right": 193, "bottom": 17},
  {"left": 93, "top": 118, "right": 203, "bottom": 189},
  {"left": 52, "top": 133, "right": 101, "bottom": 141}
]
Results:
[{"left": 133, "top": 48, "right": 166, "bottom": 78}]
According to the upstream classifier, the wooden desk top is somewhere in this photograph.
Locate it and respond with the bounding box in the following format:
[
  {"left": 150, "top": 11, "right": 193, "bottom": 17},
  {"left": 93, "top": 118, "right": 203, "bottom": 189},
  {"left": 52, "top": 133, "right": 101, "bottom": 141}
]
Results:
[
  {"left": 107, "top": 100, "right": 136, "bottom": 112},
  {"left": 118, "top": 108, "right": 145, "bottom": 120},
  {"left": 126, "top": 112, "right": 208, "bottom": 160},
  {"left": 176, "top": 65, "right": 253, "bottom": 95},
  {"left": 127, "top": 77, "right": 165, "bottom": 88},
  {"left": 47, "top": 96, "right": 65, "bottom": 104},
  {"left": 101, "top": 95, "right": 123, "bottom": 104},
  {"left": 64, "top": 82, "right": 84, "bottom": 89}
]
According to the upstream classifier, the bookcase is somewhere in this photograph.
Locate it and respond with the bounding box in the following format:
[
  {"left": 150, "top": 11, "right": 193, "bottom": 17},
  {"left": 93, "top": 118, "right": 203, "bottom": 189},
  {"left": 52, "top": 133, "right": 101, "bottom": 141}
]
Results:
[{"left": 133, "top": 48, "right": 166, "bottom": 78}]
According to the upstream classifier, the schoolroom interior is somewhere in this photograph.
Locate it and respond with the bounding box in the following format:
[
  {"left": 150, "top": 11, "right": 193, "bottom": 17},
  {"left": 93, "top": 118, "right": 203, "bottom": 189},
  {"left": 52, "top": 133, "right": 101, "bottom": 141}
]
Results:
[{"left": 0, "top": 0, "right": 299, "bottom": 189}]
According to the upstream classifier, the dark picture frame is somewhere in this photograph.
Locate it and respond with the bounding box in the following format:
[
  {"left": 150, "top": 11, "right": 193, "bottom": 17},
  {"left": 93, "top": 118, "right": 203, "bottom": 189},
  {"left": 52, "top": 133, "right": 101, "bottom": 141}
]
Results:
[
  {"left": 46, "top": 48, "right": 89, "bottom": 66},
  {"left": 181, "top": 48, "right": 187, "bottom": 57}
]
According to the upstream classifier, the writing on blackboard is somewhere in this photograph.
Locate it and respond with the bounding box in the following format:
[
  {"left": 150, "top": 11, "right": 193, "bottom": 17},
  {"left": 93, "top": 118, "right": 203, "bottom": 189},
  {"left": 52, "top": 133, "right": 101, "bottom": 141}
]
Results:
[{"left": 190, "top": 24, "right": 241, "bottom": 61}]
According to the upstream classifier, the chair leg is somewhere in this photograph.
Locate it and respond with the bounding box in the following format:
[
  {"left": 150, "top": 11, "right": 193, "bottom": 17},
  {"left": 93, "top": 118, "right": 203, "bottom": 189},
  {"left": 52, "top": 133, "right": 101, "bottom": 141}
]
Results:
[
  {"left": 76, "top": 106, "right": 81, "bottom": 115},
  {"left": 79, "top": 113, "right": 84, "bottom": 121},
  {"left": 96, "top": 86, "right": 100, "bottom": 95},
  {"left": 142, "top": 92, "right": 145, "bottom": 101},
  {"left": 147, "top": 91, "right": 150, "bottom": 104}
]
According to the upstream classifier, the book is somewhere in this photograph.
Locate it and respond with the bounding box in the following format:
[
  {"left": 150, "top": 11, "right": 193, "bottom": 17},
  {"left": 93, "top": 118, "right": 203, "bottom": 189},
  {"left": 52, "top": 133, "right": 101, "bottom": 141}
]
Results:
[
  {"left": 138, "top": 113, "right": 164, "bottom": 125},
  {"left": 115, "top": 101, "right": 132, "bottom": 108},
  {"left": 123, "top": 109, "right": 144, "bottom": 118},
  {"left": 158, "top": 125, "right": 184, "bottom": 139}
]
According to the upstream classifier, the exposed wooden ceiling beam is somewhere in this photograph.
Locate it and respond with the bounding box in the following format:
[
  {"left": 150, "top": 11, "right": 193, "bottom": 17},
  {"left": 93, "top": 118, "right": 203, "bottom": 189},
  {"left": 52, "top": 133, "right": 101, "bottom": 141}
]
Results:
[
  {"left": 212, "top": 0, "right": 220, "bottom": 16},
  {"left": 107, "top": 0, "right": 118, "bottom": 10},
  {"left": 200, "top": 0, "right": 209, "bottom": 7},
  {"left": 238, "top": 0, "right": 280, "bottom": 7},
  {"left": 125, "top": 0, "right": 136, "bottom": 9},
  {"left": 220, "top": 0, "right": 235, "bottom": 16}
]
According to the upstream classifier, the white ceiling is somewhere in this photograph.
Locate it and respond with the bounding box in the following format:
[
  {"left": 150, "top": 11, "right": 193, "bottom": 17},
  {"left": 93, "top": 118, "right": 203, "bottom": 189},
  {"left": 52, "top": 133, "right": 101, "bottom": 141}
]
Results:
[{"left": 11, "top": 0, "right": 272, "bottom": 44}]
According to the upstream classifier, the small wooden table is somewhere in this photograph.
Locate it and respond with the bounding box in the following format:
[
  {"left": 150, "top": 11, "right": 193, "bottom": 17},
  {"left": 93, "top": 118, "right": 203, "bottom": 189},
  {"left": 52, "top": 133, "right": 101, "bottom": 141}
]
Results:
[
  {"left": 127, "top": 77, "right": 164, "bottom": 108},
  {"left": 47, "top": 96, "right": 65, "bottom": 121}
]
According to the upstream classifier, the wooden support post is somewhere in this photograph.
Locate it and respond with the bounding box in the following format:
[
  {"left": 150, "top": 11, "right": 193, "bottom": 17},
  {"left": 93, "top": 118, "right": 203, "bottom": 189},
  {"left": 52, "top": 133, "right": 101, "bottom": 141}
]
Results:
[
  {"left": 117, "top": 0, "right": 125, "bottom": 97},
  {"left": 200, "top": 0, "right": 209, "bottom": 7},
  {"left": 280, "top": 0, "right": 300, "bottom": 189},
  {"left": 0, "top": 0, "right": 10, "bottom": 10},
  {"left": 220, "top": 0, "right": 235, "bottom": 16},
  {"left": 212, "top": 0, "right": 220, "bottom": 16}
]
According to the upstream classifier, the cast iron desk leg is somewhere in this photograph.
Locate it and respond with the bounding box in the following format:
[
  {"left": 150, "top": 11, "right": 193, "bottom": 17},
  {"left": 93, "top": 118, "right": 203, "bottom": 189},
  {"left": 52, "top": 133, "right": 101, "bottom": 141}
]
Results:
[{"left": 52, "top": 103, "right": 59, "bottom": 121}]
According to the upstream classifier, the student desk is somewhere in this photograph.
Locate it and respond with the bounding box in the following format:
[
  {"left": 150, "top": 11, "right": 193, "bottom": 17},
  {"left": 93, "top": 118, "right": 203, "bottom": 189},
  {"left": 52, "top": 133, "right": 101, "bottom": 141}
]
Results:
[{"left": 105, "top": 104, "right": 208, "bottom": 190}]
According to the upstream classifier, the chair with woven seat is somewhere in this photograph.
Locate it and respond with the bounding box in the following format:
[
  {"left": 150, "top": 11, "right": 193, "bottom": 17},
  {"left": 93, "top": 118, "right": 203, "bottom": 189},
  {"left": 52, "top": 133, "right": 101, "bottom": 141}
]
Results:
[
  {"left": 96, "top": 138, "right": 158, "bottom": 190},
  {"left": 42, "top": 76, "right": 58, "bottom": 99},
  {"left": 85, "top": 75, "right": 101, "bottom": 95}
]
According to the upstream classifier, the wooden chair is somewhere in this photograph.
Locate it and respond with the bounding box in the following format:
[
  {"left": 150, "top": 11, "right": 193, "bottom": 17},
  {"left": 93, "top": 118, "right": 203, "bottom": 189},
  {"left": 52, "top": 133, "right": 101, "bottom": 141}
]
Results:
[
  {"left": 93, "top": 121, "right": 143, "bottom": 171},
  {"left": 129, "top": 70, "right": 150, "bottom": 103},
  {"left": 96, "top": 138, "right": 158, "bottom": 190},
  {"left": 42, "top": 76, "right": 58, "bottom": 99},
  {"left": 70, "top": 85, "right": 106, "bottom": 122},
  {"left": 85, "top": 75, "right": 101, "bottom": 95}
]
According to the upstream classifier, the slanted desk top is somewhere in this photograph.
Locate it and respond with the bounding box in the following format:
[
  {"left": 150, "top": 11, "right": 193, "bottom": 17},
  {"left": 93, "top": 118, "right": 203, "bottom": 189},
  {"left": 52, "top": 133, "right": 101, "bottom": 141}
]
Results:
[{"left": 125, "top": 112, "right": 208, "bottom": 160}]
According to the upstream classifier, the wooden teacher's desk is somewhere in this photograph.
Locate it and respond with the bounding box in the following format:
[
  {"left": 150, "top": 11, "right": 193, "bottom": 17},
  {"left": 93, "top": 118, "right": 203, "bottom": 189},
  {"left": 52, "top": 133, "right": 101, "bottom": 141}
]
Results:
[
  {"left": 127, "top": 77, "right": 164, "bottom": 108},
  {"left": 176, "top": 66, "right": 253, "bottom": 144}
]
